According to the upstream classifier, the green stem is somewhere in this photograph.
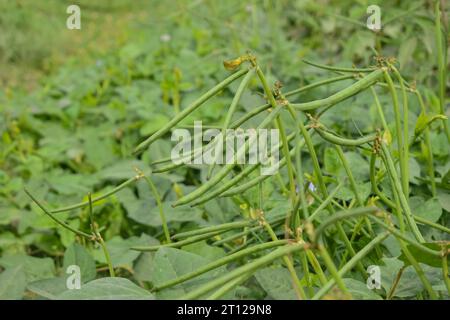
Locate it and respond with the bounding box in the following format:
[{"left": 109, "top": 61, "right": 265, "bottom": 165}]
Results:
[
  {"left": 141, "top": 174, "right": 171, "bottom": 243},
  {"left": 261, "top": 220, "right": 307, "bottom": 300},
  {"left": 98, "top": 234, "right": 115, "bottom": 277},
  {"left": 434, "top": 0, "right": 450, "bottom": 143},
  {"left": 380, "top": 143, "right": 424, "bottom": 242},
  {"left": 88, "top": 194, "right": 115, "bottom": 277},
  {"left": 317, "top": 245, "right": 349, "bottom": 296},
  {"left": 306, "top": 181, "right": 344, "bottom": 222},
  {"left": 391, "top": 65, "right": 410, "bottom": 198},
  {"left": 383, "top": 70, "right": 408, "bottom": 198},
  {"left": 415, "top": 90, "right": 437, "bottom": 196},
  {"left": 370, "top": 86, "right": 389, "bottom": 134}
]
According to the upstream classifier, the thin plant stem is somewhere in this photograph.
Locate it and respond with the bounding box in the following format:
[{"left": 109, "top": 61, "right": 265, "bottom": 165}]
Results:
[
  {"left": 434, "top": 0, "right": 450, "bottom": 143},
  {"left": 391, "top": 65, "right": 410, "bottom": 198},
  {"left": 415, "top": 90, "right": 437, "bottom": 196},
  {"left": 380, "top": 143, "right": 424, "bottom": 242},
  {"left": 317, "top": 245, "right": 349, "bottom": 296},
  {"left": 140, "top": 172, "right": 171, "bottom": 243},
  {"left": 88, "top": 194, "right": 115, "bottom": 277},
  {"left": 387, "top": 266, "right": 405, "bottom": 299},
  {"left": 261, "top": 219, "right": 307, "bottom": 300},
  {"left": 370, "top": 86, "right": 389, "bottom": 134},
  {"left": 383, "top": 70, "right": 409, "bottom": 198}
]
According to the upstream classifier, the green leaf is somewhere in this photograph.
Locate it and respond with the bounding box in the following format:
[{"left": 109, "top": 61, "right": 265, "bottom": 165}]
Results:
[
  {"left": 63, "top": 243, "right": 96, "bottom": 283},
  {"left": 255, "top": 266, "right": 297, "bottom": 300},
  {"left": 410, "top": 196, "right": 442, "bottom": 223},
  {"left": 378, "top": 257, "right": 444, "bottom": 298},
  {"left": 139, "top": 114, "right": 170, "bottom": 136},
  {"left": 342, "top": 278, "right": 382, "bottom": 300},
  {"left": 27, "top": 277, "right": 68, "bottom": 300},
  {"left": 398, "top": 37, "right": 417, "bottom": 69},
  {"left": 0, "top": 266, "right": 27, "bottom": 299},
  {"left": 408, "top": 157, "right": 421, "bottom": 185},
  {"left": 133, "top": 253, "right": 154, "bottom": 282},
  {"left": 0, "top": 254, "right": 55, "bottom": 282},
  {"left": 57, "top": 277, "right": 154, "bottom": 300},
  {"left": 152, "top": 247, "right": 225, "bottom": 298},
  {"left": 181, "top": 241, "right": 226, "bottom": 261}
]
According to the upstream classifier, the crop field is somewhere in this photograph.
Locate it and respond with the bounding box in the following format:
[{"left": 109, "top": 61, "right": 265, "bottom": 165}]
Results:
[{"left": 0, "top": 0, "right": 449, "bottom": 301}]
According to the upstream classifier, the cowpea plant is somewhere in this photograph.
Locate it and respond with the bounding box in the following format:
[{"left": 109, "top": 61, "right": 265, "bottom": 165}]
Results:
[{"left": 25, "top": 50, "right": 449, "bottom": 300}]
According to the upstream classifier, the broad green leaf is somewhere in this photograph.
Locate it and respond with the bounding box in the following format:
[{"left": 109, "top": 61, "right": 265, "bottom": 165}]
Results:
[
  {"left": 342, "top": 278, "right": 382, "bottom": 300},
  {"left": 152, "top": 247, "right": 225, "bottom": 298},
  {"left": 133, "top": 253, "right": 154, "bottom": 282},
  {"left": 0, "top": 254, "right": 55, "bottom": 282},
  {"left": 437, "top": 190, "right": 450, "bottom": 212},
  {"left": 63, "top": 243, "right": 96, "bottom": 283},
  {"left": 139, "top": 114, "right": 170, "bottom": 136},
  {"left": 255, "top": 266, "right": 297, "bottom": 300},
  {"left": 410, "top": 196, "right": 442, "bottom": 223},
  {"left": 182, "top": 241, "right": 226, "bottom": 261},
  {"left": 57, "top": 277, "right": 154, "bottom": 300},
  {"left": 408, "top": 157, "right": 421, "bottom": 185},
  {"left": 27, "top": 277, "right": 68, "bottom": 300},
  {"left": 378, "top": 258, "right": 442, "bottom": 298},
  {"left": 0, "top": 266, "right": 27, "bottom": 299},
  {"left": 398, "top": 37, "right": 417, "bottom": 69}
]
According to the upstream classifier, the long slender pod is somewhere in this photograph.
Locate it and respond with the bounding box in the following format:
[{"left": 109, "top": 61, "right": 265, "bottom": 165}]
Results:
[{"left": 133, "top": 68, "right": 248, "bottom": 154}]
